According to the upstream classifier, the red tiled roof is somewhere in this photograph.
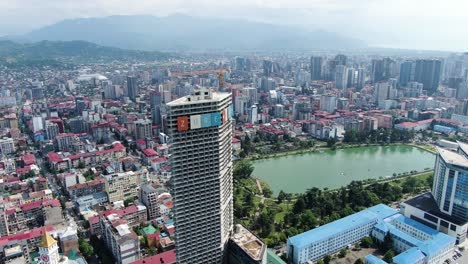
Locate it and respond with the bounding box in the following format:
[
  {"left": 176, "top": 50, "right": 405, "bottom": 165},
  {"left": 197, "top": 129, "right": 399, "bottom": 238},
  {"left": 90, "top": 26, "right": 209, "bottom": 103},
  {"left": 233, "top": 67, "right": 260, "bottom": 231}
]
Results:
[
  {"left": 47, "top": 152, "right": 63, "bottom": 163},
  {"left": 67, "top": 178, "right": 105, "bottom": 191},
  {"left": 142, "top": 148, "right": 158, "bottom": 157},
  {"left": 0, "top": 226, "right": 55, "bottom": 247},
  {"left": 130, "top": 249, "right": 176, "bottom": 264},
  {"left": 23, "top": 154, "right": 36, "bottom": 165},
  {"left": 88, "top": 216, "right": 100, "bottom": 225}
]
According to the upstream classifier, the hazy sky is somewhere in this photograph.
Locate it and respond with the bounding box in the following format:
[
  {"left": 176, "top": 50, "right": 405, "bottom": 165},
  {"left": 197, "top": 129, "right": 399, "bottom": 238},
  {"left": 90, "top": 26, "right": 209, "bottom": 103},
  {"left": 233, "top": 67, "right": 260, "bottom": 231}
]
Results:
[{"left": 1, "top": 0, "right": 467, "bottom": 51}]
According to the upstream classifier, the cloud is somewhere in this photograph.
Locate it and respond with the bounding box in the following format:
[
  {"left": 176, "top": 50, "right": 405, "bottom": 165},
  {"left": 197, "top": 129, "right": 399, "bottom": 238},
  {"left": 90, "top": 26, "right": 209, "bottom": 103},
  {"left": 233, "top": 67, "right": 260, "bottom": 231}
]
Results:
[{"left": 1, "top": 0, "right": 467, "bottom": 51}]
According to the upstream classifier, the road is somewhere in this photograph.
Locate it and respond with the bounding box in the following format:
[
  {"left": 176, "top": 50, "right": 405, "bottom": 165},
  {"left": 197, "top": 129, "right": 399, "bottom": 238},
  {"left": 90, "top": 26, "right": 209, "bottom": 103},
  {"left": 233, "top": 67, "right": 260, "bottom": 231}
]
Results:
[{"left": 35, "top": 154, "right": 81, "bottom": 230}]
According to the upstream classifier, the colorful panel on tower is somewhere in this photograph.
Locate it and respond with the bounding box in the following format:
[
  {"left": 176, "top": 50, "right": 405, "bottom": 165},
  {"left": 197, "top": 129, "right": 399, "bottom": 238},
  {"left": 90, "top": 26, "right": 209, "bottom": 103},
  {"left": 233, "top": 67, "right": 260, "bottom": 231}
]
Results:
[
  {"left": 201, "top": 113, "right": 212, "bottom": 128},
  {"left": 211, "top": 112, "right": 222, "bottom": 126},
  {"left": 177, "top": 116, "right": 189, "bottom": 131},
  {"left": 190, "top": 115, "right": 201, "bottom": 129}
]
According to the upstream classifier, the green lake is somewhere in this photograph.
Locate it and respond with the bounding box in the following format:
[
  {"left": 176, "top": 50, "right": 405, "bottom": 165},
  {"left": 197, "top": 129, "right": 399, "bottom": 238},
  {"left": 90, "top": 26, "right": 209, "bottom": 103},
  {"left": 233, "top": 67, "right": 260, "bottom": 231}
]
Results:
[{"left": 253, "top": 145, "right": 435, "bottom": 195}]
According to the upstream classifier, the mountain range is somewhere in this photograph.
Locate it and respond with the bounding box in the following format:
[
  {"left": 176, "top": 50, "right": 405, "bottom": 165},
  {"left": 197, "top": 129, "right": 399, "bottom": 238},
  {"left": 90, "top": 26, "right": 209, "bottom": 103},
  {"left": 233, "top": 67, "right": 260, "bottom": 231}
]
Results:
[
  {"left": 7, "top": 15, "right": 365, "bottom": 52},
  {"left": 0, "top": 40, "right": 173, "bottom": 67}
]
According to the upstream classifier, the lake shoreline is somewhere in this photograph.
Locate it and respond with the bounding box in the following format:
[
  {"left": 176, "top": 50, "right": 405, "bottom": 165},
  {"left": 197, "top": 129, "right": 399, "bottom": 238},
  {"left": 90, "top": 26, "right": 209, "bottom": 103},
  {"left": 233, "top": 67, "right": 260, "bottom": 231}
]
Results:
[
  {"left": 247, "top": 143, "right": 435, "bottom": 162},
  {"left": 251, "top": 144, "right": 435, "bottom": 195}
]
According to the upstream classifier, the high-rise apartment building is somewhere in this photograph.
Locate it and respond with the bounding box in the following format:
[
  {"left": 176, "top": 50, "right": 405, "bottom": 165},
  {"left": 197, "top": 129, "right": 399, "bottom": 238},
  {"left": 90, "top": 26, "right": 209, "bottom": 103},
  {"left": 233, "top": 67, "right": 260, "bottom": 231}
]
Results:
[
  {"left": 150, "top": 91, "right": 162, "bottom": 125},
  {"left": 335, "top": 65, "right": 348, "bottom": 89},
  {"left": 166, "top": 88, "right": 233, "bottom": 263},
  {"left": 414, "top": 59, "right": 442, "bottom": 94},
  {"left": 399, "top": 60, "right": 414, "bottom": 87},
  {"left": 310, "top": 56, "right": 323, "bottom": 81},
  {"left": 127, "top": 76, "right": 138, "bottom": 102}
]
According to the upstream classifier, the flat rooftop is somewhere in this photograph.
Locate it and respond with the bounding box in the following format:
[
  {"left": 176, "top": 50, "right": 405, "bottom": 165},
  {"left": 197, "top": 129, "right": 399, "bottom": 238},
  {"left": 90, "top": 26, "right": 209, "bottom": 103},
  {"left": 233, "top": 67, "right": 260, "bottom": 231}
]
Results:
[
  {"left": 437, "top": 147, "right": 468, "bottom": 168},
  {"left": 403, "top": 192, "right": 465, "bottom": 225},
  {"left": 288, "top": 204, "right": 398, "bottom": 249},
  {"left": 167, "top": 89, "right": 230, "bottom": 106},
  {"left": 230, "top": 225, "right": 266, "bottom": 261}
]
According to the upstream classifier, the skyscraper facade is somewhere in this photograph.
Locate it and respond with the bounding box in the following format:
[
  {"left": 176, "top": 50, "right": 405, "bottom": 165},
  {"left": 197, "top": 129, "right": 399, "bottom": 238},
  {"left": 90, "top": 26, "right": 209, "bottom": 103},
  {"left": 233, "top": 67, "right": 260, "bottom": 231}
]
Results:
[
  {"left": 166, "top": 88, "right": 233, "bottom": 263},
  {"left": 399, "top": 60, "right": 413, "bottom": 87},
  {"left": 371, "top": 59, "right": 384, "bottom": 83},
  {"left": 432, "top": 144, "right": 468, "bottom": 223},
  {"left": 335, "top": 65, "right": 348, "bottom": 89},
  {"left": 150, "top": 91, "right": 162, "bottom": 125},
  {"left": 414, "top": 59, "right": 442, "bottom": 94},
  {"left": 127, "top": 76, "right": 138, "bottom": 102},
  {"left": 310, "top": 56, "right": 323, "bottom": 81}
]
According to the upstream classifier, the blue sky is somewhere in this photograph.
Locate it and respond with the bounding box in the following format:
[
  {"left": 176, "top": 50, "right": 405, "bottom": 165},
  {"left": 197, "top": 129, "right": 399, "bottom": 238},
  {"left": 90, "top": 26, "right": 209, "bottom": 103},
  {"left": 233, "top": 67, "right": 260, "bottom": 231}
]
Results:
[{"left": 1, "top": 0, "right": 467, "bottom": 51}]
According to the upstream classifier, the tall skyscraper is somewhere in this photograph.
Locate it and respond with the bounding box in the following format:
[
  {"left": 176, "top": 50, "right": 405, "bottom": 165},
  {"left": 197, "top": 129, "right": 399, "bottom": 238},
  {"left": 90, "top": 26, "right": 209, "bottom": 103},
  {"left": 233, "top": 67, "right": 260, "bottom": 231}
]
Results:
[
  {"left": 150, "top": 91, "right": 162, "bottom": 125},
  {"left": 414, "top": 59, "right": 442, "bottom": 94},
  {"left": 127, "top": 76, "right": 138, "bottom": 102},
  {"left": 356, "top": 68, "right": 365, "bottom": 90},
  {"left": 334, "top": 54, "right": 347, "bottom": 66},
  {"left": 335, "top": 65, "right": 348, "bottom": 89},
  {"left": 433, "top": 144, "right": 468, "bottom": 223},
  {"left": 263, "top": 60, "right": 273, "bottom": 77},
  {"left": 310, "top": 56, "right": 323, "bottom": 81},
  {"left": 371, "top": 59, "right": 385, "bottom": 83},
  {"left": 346, "top": 67, "right": 355, "bottom": 88},
  {"left": 166, "top": 88, "right": 233, "bottom": 263},
  {"left": 399, "top": 60, "right": 413, "bottom": 87}
]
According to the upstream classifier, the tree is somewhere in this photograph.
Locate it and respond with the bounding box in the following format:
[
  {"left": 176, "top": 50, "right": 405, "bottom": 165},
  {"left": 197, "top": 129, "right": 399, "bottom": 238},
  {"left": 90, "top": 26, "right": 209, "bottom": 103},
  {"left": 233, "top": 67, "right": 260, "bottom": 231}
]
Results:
[
  {"left": 339, "top": 248, "right": 347, "bottom": 258},
  {"left": 124, "top": 197, "right": 134, "bottom": 207},
  {"left": 326, "top": 137, "right": 336, "bottom": 148},
  {"left": 77, "top": 161, "right": 85, "bottom": 169},
  {"left": 354, "top": 259, "right": 364, "bottom": 264},
  {"left": 383, "top": 249, "right": 395, "bottom": 263},
  {"left": 233, "top": 160, "right": 254, "bottom": 180},
  {"left": 277, "top": 190, "right": 287, "bottom": 203},
  {"left": 78, "top": 238, "right": 94, "bottom": 258},
  {"left": 317, "top": 260, "right": 325, "bottom": 264},
  {"left": 292, "top": 197, "right": 305, "bottom": 214},
  {"left": 324, "top": 255, "right": 332, "bottom": 264},
  {"left": 382, "top": 233, "right": 393, "bottom": 251},
  {"left": 360, "top": 236, "right": 374, "bottom": 248}
]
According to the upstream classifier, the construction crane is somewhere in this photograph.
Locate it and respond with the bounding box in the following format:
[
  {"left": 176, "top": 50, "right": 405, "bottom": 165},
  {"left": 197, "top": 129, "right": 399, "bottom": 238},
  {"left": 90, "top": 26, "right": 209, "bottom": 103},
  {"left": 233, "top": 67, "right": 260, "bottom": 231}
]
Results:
[{"left": 170, "top": 69, "right": 230, "bottom": 89}]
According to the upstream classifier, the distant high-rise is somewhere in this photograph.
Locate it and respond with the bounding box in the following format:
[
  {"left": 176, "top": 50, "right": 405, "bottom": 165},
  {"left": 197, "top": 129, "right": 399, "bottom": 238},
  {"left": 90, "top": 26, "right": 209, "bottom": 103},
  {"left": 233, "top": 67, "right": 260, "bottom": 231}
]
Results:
[
  {"left": 334, "top": 54, "right": 347, "bottom": 66},
  {"left": 320, "top": 94, "right": 337, "bottom": 114},
  {"left": 347, "top": 67, "right": 355, "bottom": 88},
  {"left": 399, "top": 61, "right": 413, "bottom": 87},
  {"left": 372, "top": 58, "right": 395, "bottom": 83},
  {"left": 414, "top": 59, "right": 442, "bottom": 94},
  {"left": 166, "top": 88, "right": 233, "bottom": 263},
  {"left": 150, "top": 91, "right": 162, "bottom": 125},
  {"left": 374, "top": 82, "right": 390, "bottom": 105},
  {"left": 335, "top": 65, "right": 348, "bottom": 89},
  {"left": 127, "top": 76, "right": 138, "bottom": 102},
  {"left": 371, "top": 59, "right": 385, "bottom": 83},
  {"left": 356, "top": 68, "right": 365, "bottom": 90},
  {"left": 310, "top": 56, "right": 323, "bottom": 81},
  {"left": 263, "top": 60, "right": 273, "bottom": 77}
]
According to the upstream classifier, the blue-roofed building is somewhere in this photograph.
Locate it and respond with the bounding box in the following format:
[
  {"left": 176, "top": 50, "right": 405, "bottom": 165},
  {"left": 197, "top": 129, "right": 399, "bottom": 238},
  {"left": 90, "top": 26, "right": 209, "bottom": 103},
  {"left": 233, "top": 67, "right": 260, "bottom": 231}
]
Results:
[
  {"left": 287, "top": 204, "right": 455, "bottom": 264},
  {"left": 364, "top": 254, "right": 387, "bottom": 264},
  {"left": 286, "top": 204, "right": 398, "bottom": 263},
  {"left": 370, "top": 213, "right": 455, "bottom": 264},
  {"left": 392, "top": 247, "right": 425, "bottom": 264}
]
